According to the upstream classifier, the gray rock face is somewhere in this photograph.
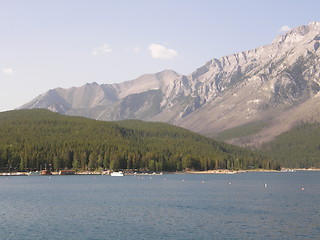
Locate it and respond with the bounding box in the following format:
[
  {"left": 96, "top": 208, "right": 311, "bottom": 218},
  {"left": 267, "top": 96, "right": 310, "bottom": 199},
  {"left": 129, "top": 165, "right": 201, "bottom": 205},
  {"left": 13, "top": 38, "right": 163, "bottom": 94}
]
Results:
[{"left": 20, "top": 22, "right": 320, "bottom": 147}]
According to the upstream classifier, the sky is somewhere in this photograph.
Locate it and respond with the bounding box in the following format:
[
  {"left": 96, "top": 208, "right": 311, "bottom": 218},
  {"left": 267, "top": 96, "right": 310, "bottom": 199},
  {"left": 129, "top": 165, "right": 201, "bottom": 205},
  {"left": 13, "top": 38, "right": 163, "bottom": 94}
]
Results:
[{"left": 1, "top": 0, "right": 320, "bottom": 112}]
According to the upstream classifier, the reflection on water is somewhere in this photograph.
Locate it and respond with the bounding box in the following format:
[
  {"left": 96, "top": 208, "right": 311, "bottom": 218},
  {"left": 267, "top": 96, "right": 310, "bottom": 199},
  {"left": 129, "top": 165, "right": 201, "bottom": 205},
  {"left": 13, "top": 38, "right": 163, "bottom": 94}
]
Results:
[{"left": 0, "top": 172, "right": 319, "bottom": 239}]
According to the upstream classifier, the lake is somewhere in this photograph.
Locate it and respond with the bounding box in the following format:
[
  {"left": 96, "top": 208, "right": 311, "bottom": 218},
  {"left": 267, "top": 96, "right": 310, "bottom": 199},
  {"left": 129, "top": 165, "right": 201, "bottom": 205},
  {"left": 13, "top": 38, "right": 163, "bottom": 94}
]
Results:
[{"left": 0, "top": 171, "right": 319, "bottom": 239}]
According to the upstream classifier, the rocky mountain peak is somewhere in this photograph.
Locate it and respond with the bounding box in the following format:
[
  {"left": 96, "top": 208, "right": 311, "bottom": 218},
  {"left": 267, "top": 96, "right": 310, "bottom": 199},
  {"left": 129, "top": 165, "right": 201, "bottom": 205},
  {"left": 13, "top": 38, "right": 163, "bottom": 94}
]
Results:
[{"left": 273, "top": 21, "right": 320, "bottom": 47}]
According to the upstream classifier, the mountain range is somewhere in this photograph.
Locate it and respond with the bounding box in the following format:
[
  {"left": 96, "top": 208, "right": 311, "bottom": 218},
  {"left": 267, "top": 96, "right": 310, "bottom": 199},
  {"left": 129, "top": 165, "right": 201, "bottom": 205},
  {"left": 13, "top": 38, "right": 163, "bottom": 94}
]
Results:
[{"left": 20, "top": 22, "right": 320, "bottom": 148}]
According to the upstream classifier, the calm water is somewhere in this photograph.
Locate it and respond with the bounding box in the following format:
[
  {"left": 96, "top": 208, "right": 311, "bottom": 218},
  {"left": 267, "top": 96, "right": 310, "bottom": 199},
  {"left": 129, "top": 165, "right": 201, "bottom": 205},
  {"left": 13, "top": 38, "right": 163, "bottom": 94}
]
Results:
[{"left": 0, "top": 171, "right": 319, "bottom": 240}]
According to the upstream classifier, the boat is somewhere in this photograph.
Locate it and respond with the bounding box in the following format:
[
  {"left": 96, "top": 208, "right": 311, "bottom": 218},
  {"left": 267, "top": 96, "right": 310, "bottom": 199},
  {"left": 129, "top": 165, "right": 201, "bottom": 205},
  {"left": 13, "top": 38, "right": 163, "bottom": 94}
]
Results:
[
  {"left": 281, "top": 169, "right": 297, "bottom": 172},
  {"left": 59, "top": 170, "right": 75, "bottom": 175},
  {"left": 110, "top": 171, "right": 124, "bottom": 177},
  {"left": 27, "top": 171, "right": 41, "bottom": 176}
]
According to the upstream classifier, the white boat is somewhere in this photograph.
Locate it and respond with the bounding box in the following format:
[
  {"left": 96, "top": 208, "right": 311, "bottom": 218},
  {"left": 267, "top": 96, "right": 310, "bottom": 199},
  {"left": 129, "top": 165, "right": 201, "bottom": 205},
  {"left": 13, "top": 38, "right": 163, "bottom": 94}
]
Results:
[
  {"left": 27, "top": 171, "right": 41, "bottom": 176},
  {"left": 281, "top": 169, "right": 297, "bottom": 172},
  {"left": 110, "top": 171, "right": 124, "bottom": 177}
]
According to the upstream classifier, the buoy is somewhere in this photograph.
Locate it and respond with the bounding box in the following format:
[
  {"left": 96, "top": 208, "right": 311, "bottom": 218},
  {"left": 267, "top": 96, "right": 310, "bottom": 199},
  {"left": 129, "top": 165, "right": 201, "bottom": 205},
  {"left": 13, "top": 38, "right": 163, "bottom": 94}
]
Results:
[
  {"left": 301, "top": 187, "right": 305, "bottom": 191},
  {"left": 202, "top": 181, "right": 205, "bottom": 184},
  {"left": 264, "top": 184, "right": 267, "bottom": 188},
  {"left": 229, "top": 182, "right": 232, "bottom": 185}
]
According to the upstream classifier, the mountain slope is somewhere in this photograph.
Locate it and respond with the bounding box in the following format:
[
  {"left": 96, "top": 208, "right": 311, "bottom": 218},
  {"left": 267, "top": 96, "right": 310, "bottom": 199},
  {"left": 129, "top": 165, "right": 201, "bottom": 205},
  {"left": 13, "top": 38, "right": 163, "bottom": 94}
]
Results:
[{"left": 20, "top": 22, "right": 320, "bottom": 147}]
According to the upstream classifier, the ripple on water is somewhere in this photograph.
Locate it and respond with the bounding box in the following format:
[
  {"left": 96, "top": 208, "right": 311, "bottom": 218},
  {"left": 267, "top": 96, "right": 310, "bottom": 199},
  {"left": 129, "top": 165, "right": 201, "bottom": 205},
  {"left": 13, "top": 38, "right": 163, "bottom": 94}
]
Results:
[{"left": 0, "top": 172, "right": 319, "bottom": 239}]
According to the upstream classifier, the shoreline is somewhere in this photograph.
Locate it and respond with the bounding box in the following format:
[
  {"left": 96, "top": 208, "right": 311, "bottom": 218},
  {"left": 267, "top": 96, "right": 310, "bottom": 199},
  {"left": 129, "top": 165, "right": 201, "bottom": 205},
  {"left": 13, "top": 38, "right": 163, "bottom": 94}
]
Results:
[
  {"left": 280, "top": 168, "right": 320, "bottom": 171},
  {"left": 182, "top": 169, "right": 279, "bottom": 174},
  {"left": 1, "top": 168, "right": 320, "bottom": 176}
]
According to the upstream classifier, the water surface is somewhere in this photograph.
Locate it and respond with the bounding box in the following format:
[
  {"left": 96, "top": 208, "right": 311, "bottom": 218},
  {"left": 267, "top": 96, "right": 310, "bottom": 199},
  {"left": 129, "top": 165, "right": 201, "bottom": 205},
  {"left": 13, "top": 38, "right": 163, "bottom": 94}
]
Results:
[{"left": 0, "top": 171, "right": 319, "bottom": 239}]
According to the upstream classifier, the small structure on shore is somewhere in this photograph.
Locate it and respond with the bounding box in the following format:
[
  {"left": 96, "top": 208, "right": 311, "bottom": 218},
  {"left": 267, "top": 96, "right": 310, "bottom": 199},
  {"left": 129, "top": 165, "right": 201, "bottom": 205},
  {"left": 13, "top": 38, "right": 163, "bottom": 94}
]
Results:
[{"left": 41, "top": 170, "right": 52, "bottom": 175}]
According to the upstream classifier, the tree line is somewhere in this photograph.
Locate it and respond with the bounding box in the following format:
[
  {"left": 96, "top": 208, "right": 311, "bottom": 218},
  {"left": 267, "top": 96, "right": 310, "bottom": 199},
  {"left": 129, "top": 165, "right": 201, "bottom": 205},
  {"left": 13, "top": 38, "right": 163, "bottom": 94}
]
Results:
[
  {"left": 0, "top": 109, "right": 280, "bottom": 172},
  {"left": 261, "top": 121, "right": 320, "bottom": 168}
]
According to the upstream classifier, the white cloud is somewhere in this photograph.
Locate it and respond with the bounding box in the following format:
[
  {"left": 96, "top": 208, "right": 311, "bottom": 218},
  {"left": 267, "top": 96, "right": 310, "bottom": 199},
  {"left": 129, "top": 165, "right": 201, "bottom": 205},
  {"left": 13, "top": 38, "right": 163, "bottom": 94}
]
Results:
[
  {"left": 148, "top": 43, "right": 178, "bottom": 59},
  {"left": 3, "top": 68, "right": 14, "bottom": 75},
  {"left": 91, "top": 44, "right": 113, "bottom": 56},
  {"left": 133, "top": 47, "right": 141, "bottom": 53},
  {"left": 279, "top": 25, "right": 291, "bottom": 33}
]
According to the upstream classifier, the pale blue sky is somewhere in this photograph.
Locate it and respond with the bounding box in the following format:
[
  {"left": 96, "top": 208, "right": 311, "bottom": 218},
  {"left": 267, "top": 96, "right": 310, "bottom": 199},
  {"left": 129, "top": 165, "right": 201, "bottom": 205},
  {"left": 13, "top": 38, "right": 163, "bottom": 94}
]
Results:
[{"left": 1, "top": 0, "right": 319, "bottom": 111}]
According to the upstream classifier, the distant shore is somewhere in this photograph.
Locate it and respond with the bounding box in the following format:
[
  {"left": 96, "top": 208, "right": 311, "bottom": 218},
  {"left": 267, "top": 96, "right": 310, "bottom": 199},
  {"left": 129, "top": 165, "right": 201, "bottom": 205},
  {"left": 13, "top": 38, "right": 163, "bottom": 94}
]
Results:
[
  {"left": 281, "top": 168, "right": 320, "bottom": 171},
  {"left": 182, "top": 169, "right": 278, "bottom": 174},
  {"left": 1, "top": 168, "right": 320, "bottom": 176},
  {"left": 182, "top": 168, "right": 320, "bottom": 174}
]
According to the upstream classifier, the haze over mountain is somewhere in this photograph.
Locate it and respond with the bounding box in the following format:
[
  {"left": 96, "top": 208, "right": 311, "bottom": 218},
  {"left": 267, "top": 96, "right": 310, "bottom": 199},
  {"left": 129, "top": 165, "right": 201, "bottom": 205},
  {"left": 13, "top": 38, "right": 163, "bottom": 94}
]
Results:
[{"left": 20, "top": 22, "right": 320, "bottom": 147}]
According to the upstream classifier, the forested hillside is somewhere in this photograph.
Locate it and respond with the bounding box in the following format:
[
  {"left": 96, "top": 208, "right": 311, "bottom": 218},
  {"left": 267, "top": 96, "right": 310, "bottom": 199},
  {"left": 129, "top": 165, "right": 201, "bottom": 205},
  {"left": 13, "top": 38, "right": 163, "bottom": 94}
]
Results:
[
  {"left": 261, "top": 122, "right": 320, "bottom": 168},
  {"left": 0, "top": 109, "right": 279, "bottom": 172}
]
